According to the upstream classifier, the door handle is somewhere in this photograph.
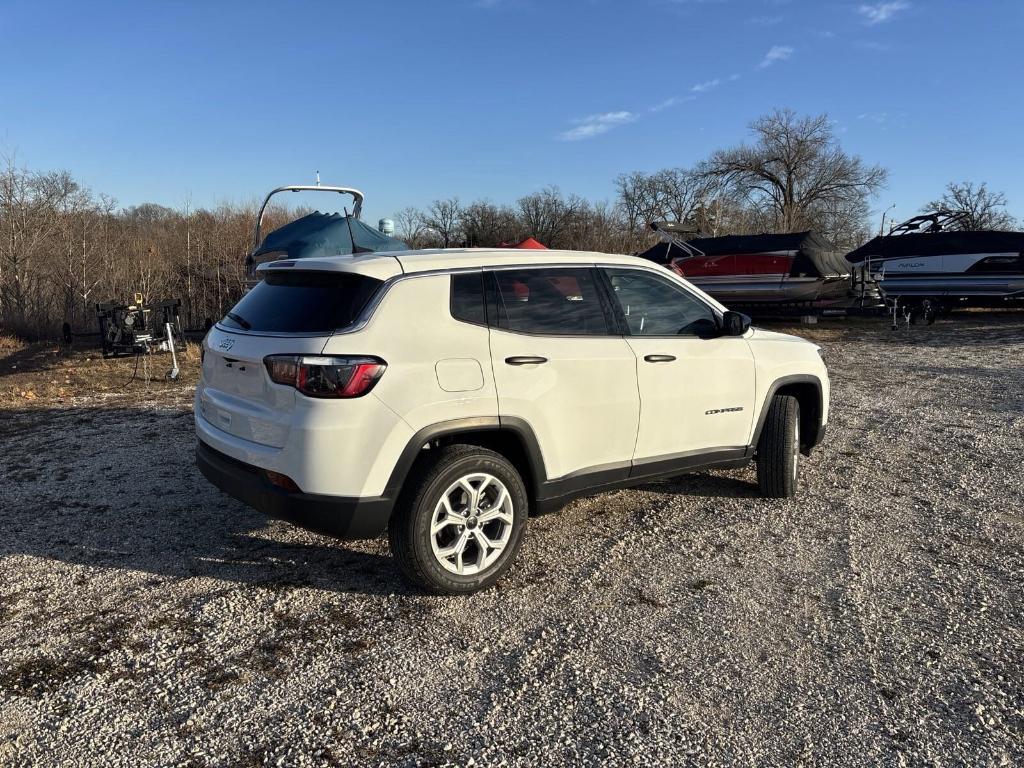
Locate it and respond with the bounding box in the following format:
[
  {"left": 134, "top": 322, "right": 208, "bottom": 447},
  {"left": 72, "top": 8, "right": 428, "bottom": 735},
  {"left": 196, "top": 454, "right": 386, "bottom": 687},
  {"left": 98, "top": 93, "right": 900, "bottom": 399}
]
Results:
[
  {"left": 643, "top": 354, "right": 676, "bottom": 363},
  {"left": 505, "top": 356, "right": 548, "bottom": 366}
]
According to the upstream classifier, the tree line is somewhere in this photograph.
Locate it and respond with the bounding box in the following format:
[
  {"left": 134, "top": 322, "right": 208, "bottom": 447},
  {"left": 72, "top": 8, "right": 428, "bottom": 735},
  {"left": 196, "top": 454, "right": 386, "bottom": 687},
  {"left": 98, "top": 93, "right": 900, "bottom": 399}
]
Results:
[
  {"left": 0, "top": 161, "right": 255, "bottom": 340},
  {"left": 1, "top": 109, "right": 1016, "bottom": 340},
  {"left": 403, "top": 110, "right": 890, "bottom": 253}
]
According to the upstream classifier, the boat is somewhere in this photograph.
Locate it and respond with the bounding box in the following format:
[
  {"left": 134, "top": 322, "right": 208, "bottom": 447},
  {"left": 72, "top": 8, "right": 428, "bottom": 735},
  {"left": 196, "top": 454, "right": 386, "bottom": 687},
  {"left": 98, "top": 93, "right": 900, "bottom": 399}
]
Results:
[
  {"left": 638, "top": 226, "right": 876, "bottom": 311},
  {"left": 844, "top": 211, "right": 1024, "bottom": 314},
  {"left": 244, "top": 183, "right": 408, "bottom": 280}
]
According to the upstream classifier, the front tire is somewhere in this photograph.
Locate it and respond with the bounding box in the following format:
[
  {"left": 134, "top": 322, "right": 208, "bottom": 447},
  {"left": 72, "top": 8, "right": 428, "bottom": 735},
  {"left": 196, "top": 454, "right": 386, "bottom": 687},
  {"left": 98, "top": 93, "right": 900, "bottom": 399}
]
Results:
[
  {"left": 388, "top": 444, "right": 528, "bottom": 595},
  {"left": 756, "top": 394, "right": 801, "bottom": 498}
]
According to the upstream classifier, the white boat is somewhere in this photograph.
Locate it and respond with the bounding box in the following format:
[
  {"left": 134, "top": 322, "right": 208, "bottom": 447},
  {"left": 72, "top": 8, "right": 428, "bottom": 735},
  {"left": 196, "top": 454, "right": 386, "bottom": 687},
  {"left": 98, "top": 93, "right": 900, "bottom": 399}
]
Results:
[
  {"left": 845, "top": 212, "right": 1024, "bottom": 310},
  {"left": 244, "top": 183, "right": 408, "bottom": 281}
]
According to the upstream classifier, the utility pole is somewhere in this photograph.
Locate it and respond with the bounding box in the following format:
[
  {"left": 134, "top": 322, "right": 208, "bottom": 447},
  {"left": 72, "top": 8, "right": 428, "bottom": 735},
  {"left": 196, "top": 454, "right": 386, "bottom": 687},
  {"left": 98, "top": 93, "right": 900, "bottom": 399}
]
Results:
[{"left": 879, "top": 203, "right": 896, "bottom": 236}]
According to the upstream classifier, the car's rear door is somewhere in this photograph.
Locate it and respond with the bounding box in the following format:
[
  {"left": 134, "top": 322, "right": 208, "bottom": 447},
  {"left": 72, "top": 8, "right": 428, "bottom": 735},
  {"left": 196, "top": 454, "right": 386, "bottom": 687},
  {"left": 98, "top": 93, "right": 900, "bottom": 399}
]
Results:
[
  {"left": 486, "top": 266, "right": 640, "bottom": 481},
  {"left": 600, "top": 266, "right": 755, "bottom": 464}
]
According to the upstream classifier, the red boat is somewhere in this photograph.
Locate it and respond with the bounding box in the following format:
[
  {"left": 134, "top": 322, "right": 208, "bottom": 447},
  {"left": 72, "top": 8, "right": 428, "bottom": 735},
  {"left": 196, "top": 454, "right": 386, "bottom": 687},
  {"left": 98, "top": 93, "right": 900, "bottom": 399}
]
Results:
[{"left": 638, "top": 230, "right": 872, "bottom": 309}]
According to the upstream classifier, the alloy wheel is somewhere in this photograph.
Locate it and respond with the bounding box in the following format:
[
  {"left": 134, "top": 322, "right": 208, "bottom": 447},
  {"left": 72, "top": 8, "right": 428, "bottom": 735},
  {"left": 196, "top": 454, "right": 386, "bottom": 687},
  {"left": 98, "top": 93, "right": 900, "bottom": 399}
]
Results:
[{"left": 429, "top": 472, "right": 514, "bottom": 575}]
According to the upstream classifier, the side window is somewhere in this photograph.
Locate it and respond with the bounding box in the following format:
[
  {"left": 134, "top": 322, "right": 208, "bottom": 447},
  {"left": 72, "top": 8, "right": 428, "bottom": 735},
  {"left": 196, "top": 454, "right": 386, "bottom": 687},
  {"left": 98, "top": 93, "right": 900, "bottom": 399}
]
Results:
[
  {"left": 491, "top": 268, "right": 611, "bottom": 336},
  {"left": 605, "top": 268, "right": 718, "bottom": 336},
  {"left": 450, "top": 272, "right": 486, "bottom": 325}
]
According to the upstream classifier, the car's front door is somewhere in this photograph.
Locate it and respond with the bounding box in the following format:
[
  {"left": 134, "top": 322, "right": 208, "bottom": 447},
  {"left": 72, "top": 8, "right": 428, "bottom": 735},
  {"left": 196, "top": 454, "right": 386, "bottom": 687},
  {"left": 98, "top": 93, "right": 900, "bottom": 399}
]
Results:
[
  {"left": 601, "top": 266, "right": 755, "bottom": 463},
  {"left": 486, "top": 266, "right": 640, "bottom": 481}
]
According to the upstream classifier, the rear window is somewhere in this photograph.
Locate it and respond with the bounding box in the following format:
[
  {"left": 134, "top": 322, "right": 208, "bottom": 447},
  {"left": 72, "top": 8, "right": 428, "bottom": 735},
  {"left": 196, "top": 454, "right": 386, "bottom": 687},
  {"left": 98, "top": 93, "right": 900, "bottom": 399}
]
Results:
[
  {"left": 220, "top": 270, "right": 382, "bottom": 333},
  {"left": 450, "top": 272, "right": 486, "bottom": 325},
  {"left": 492, "top": 268, "right": 611, "bottom": 336}
]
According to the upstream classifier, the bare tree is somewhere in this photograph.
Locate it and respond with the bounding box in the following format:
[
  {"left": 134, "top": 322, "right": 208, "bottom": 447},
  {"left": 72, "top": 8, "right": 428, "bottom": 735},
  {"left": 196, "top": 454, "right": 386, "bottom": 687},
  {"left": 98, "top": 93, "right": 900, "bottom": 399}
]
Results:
[
  {"left": 0, "top": 160, "right": 82, "bottom": 336},
  {"left": 924, "top": 181, "right": 1017, "bottom": 231},
  {"left": 394, "top": 206, "right": 426, "bottom": 246},
  {"left": 0, "top": 160, "right": 264, "bottom": 338},
  {"left": 182, "top": 195, "right": 195, "bottom": 326},
  {"left": 645, "top": 168, "right": 717, "bottom": 227},
  {"left": 564, "top": 200, "right": 631, "bottom": 253},
  {"left": 517, "top": 187, "right": 584, "bottom": 247},
  {"left": 0, "top": 130, "right": 894, "bottom": 340},
  {"left": 459, "top": 201, "right": 518, "bottom": 247},
  {"left": 56, "top": 186, "right": 114, "bottom": 327},
  {"left": 423, "top": 198, "right": 463, "bottom": 248},
  {"left": 615, "top": 167, "right": 763, "bottom": 247},
  {"left": 704, "top": 109, "right": 887, "bottom": 244},
  {"left": 614, "top": 171, "right": 653, "bottom": 244}
]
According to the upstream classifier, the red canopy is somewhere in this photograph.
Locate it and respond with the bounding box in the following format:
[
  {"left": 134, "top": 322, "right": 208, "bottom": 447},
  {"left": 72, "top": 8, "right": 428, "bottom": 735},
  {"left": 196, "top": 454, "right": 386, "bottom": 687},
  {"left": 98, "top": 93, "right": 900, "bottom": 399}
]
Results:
[{"left": 514, "top": 237, "right": 547, "bottom": 249}]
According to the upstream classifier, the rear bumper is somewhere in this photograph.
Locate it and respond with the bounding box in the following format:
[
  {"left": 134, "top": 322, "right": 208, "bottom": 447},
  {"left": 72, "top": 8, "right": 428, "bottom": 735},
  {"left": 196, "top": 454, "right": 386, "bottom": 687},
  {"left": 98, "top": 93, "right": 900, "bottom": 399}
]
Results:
[{"left": 196, "top": 440, "right": 393, "bottom": 540}]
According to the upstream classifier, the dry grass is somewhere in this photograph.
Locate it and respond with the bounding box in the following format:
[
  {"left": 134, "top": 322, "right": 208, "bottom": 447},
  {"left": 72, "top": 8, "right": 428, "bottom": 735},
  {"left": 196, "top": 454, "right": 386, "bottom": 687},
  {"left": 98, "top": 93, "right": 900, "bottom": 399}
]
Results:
[
  {"left": 179, "top": 341, "right": 202, "bottom": 364},
  {"left": 0, "top": 340, "right": 200, "bottom": 408},
  {"left": 0, "top": 333, "right": 27, "bottom": 354}
]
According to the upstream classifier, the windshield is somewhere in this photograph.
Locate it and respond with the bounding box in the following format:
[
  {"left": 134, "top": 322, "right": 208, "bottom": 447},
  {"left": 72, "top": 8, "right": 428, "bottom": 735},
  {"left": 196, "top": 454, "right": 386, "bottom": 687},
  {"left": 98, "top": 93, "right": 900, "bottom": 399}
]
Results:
[{"left": 221, "top": 270, "right": 382, "bottom": 333}]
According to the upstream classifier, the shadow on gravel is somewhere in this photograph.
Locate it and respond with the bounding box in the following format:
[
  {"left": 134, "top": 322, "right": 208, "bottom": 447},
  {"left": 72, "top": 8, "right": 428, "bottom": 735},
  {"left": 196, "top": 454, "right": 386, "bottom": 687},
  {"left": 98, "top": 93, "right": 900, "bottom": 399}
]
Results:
[
  {"left": 637, "top": 473, "right": 760, "bottom": 499},
  {"left": 0, "top": 405, "right": 407, "bottom": 597}
]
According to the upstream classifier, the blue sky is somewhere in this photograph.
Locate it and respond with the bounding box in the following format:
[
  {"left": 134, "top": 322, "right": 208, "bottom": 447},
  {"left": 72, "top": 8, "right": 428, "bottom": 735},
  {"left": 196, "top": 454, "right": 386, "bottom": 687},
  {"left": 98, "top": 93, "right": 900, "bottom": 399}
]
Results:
[{"left": 2, "top": 0, "right": 1021, "bottom": 227}]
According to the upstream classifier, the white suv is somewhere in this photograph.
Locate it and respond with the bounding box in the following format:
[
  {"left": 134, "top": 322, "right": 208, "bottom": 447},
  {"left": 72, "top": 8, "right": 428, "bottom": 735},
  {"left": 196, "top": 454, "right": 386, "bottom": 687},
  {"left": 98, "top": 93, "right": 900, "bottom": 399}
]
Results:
[{"left": 196, "top": 249, "right": 829, "bottom": 594}]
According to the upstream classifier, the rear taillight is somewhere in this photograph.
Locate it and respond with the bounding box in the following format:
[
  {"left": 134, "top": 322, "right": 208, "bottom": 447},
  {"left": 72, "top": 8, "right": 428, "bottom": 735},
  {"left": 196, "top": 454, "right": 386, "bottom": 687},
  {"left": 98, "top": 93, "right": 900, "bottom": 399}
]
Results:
[{"left": 263, "top": 355, "right": 386, "bottom": 398}]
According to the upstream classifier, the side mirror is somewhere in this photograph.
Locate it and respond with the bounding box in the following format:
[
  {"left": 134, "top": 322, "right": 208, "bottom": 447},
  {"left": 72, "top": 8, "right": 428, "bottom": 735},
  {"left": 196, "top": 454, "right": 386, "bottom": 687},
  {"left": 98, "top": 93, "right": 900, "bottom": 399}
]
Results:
[
  {"left": 722, "top": 310, "right": 751, "bottom": 336},
  {"left": 690, "top": 317, "right": 720, "bottom": 339}
]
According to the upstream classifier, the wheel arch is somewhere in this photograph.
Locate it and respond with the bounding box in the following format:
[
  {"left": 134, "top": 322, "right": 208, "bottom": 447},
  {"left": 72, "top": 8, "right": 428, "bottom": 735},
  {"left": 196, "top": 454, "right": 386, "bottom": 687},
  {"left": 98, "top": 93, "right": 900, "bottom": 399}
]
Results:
[
  {"left": 384, "top": 417, "right": 547, "bottom": 509},
  {"left": 752, "top": 375, "right": 824, "bottom": 456}
]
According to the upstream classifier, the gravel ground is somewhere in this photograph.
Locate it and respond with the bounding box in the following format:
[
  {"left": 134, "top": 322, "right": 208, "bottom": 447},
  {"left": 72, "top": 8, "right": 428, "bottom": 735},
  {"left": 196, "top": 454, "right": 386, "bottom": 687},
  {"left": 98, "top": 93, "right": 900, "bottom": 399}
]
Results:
[{"left": 1, "top": 312, "right": 1022, "bottom": 767}]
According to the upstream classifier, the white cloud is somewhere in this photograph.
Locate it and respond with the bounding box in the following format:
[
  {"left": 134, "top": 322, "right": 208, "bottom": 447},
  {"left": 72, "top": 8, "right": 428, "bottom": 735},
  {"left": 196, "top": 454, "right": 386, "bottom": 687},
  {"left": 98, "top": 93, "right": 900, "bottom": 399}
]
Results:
[
  {"left": 858, "top": 1, "right": 910, "bottom": 25},
  {"left": 690, "top": 78, "right": 722, "bottom": 93},
  {"left": 858, "top": 111, "right": 889, "bottom": 124},
  {"left": 649, "top": 95, "right": 696, "bottom": 112},
  {"left": 559, "top": 111, "right": 637, "bottom": 141},
  {"left": 757, "top": 45, "right": 794, "bottom": 69},
  {"left": 666, "top": 74, "right": 742, "bottom": 102}
]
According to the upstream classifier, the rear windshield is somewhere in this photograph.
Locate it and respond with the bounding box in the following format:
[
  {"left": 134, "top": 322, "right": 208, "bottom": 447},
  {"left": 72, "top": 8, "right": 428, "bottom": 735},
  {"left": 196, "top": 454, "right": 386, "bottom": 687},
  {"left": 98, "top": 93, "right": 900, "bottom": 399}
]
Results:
[{"left": 220, "top": 270, "right": 382, "bottom": 333}]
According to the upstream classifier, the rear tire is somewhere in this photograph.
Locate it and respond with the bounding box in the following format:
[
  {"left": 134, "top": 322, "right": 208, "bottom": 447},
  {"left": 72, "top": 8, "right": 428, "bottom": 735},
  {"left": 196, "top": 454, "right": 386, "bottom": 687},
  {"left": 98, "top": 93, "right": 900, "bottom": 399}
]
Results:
[
  {"left": 388, "top": 444, "right": 528, "bottom": 595},
  {"left": 756, "top": 394, "right": 801, "bottom": 498}
]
